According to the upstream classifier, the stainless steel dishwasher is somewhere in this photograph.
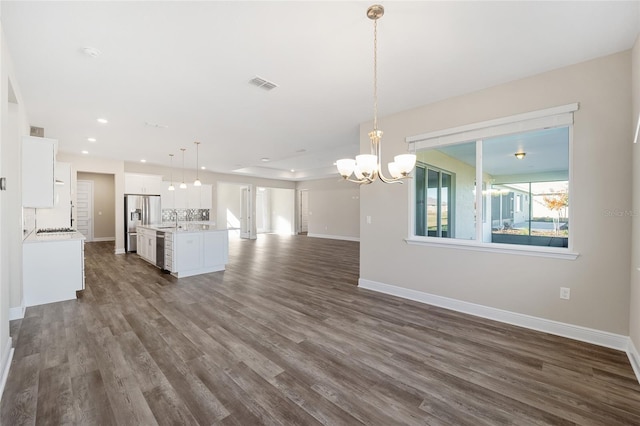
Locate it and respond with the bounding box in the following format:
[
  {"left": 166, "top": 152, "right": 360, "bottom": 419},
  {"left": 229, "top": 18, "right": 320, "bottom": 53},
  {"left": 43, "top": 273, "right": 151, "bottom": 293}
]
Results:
[{"left": 156, "top": 231, "right": 165, "bottom": 269}]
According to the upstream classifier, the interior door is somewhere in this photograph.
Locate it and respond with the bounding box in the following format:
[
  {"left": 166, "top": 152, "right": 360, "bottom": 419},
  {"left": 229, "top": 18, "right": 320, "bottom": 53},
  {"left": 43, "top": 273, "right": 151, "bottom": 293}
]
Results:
[
  {"left": 76, "top": 180, "right": 94, "bottom": 241},
  {"left": 240, "top": 186, "right": 251, "bottom": 239}
]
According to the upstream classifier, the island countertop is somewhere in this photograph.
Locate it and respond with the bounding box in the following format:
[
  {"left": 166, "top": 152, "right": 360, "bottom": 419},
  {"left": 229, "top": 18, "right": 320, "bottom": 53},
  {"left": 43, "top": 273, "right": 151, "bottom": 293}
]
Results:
[{"left": 138, "top": 223, "right": 227, "bottom": 234}]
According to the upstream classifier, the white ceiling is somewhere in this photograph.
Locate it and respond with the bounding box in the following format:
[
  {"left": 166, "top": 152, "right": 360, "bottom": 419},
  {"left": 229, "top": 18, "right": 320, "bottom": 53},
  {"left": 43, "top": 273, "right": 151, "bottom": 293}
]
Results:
[{"left": 1, "top": 1, "right": 638, "bottom": 181}]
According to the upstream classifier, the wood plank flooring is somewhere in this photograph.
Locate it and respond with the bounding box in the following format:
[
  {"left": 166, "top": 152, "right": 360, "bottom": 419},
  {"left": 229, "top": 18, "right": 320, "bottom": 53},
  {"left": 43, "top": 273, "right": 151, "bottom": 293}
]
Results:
[{"left": 2, "top": 234, "right": 640, "bottom": 425}]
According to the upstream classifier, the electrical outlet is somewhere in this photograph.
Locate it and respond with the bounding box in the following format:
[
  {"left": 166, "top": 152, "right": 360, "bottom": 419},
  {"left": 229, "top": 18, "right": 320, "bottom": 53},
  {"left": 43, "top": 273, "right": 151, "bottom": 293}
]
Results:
[
  {"left": 366, "top": 215, "right": 372, "bottom": 224},
  {"left": 560, "top": 287, "right": 570, "bottom": 300}
]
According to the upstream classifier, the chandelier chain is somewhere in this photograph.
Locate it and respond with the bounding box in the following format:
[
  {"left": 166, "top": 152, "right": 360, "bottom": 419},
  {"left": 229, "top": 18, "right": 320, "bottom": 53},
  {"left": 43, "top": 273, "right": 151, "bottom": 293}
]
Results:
[{"left": 373, "top": 16, "right": 378, "bottom": 131}]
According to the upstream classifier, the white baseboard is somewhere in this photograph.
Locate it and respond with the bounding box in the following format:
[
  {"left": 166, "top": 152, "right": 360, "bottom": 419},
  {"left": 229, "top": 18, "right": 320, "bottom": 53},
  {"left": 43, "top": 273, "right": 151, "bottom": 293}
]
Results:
[
  {"left": 114, "top": 248, "right": 125, "bottom": 255},
  {"left": 8, "top": 303, "right": 25, "bottom": 321},
  {"left": 92, "top": 237, "right": 115, "bottom": 242},
  {"left": 628, "top": 339, "right": 640, "bottom": 384},
  {"left": 358, "top": 278, "right": 628, "bottom": 351},
  {"left": 0, "top": 337, "right": 14, "bottom": 399},
  {"left": 307, "top": 233, "right": 360, "bottom": 242}
]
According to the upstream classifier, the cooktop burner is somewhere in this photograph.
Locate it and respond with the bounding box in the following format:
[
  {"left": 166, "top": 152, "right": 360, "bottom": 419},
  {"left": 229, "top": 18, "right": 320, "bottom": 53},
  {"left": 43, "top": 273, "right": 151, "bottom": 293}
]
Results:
[{"left": 36, "top": 227, "right": 76, "bottom": 234}]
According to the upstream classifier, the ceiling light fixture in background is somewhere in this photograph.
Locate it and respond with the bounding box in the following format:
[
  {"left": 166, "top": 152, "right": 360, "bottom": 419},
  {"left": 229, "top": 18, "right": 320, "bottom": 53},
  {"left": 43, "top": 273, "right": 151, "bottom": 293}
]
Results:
[
  {"left": 336, "top": 4, "right": 416, "bottom": 184},
  {"left": 193, "top": 141, "right": 202, "bottom": 187},
  {"left": 514, "top": 152, "right": 526, "bottom": 160},
  {"left": 180, "top": 148, "right": 187, "bottom": 189},
  {"left": 97, "top": 118, "right": 108, "bottom": 124},
  {"left": 168, "top": 154, "right": 175, "bottom": 191}
]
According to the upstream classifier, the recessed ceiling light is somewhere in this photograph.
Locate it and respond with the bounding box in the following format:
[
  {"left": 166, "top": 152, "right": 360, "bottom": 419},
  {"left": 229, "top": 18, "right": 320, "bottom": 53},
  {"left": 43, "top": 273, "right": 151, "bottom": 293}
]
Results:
[
  {"left": 81, "top": 150, "right": 89, "bottom": 154},
  {"left": 97, "top": 118, "right": 108, "bottom": 124},
  {"left": 261, "top": 157, "right": 270, "bottom": 162},
  {"left": 201, "top": 166, "right": 206, "bottom": 170},
  {"left": 140, "top": 159, "right": 146, "bottom": 163},
  {"left": 290, "top": 169, "right": 295, "bottom": 173},
  {"left": 87, "top": 137, "right": 96, "bottom": 142},
  {"left": 80, "top": 47, "right": 101, "bottom": 58}
]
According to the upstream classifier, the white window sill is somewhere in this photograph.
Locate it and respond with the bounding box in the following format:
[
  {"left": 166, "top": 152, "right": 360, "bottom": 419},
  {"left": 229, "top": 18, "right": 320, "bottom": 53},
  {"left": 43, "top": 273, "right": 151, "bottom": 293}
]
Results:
[{"left": 405, "top": 237, "right": 579, "bottom": 260}]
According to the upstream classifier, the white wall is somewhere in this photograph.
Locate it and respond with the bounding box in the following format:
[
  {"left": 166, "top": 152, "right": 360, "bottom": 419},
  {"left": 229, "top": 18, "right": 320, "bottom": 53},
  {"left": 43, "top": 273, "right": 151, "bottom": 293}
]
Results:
[
  {"left": 360, "top": 51, "right": 632, "bottom": 335},
  {"left": 56, "top": 153, "right": 125, "bottom": 253},
  {"left": 0, "top": 18, "right": 30, "bottom": 392},
  {"left": 630, "top": 34, "right": 640, "bottom": 358},
  {"left": 217, "top": 182, "right": 243, "bottom": 235},
  {"left": 296, "top": 178, "right": 360, "bottom": 241}
]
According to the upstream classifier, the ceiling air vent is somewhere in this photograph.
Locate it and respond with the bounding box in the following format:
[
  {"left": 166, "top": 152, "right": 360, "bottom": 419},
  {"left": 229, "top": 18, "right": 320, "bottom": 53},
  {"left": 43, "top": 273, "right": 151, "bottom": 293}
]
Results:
[
  {"left": 249, "top": 76, "right": 278, "bottom": 91},
  {"left": 30, "top": 126, "right": 44, "bottom": 137}
]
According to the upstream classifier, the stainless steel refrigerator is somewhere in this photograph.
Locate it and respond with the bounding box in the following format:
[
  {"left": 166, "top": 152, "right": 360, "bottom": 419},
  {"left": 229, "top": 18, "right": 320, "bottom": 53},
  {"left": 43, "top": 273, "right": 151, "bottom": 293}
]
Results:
[{"left": 125, "top": 194, "right": 161, "bottom": 252}]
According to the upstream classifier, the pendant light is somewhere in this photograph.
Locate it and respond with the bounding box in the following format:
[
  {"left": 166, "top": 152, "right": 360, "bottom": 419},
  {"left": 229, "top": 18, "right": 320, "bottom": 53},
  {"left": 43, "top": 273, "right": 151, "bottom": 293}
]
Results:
[
  {"left": 336, "top": 4, "right": 416, "bottom": 184},
  {"left": 168, "top": 154, "right": 175, "bottom": 191},
  {"left": 179, "top": 148, "right": 187, "bottom": 189},
  {"left": 193, "top": 141, "right": 202, "bottom": 186}
]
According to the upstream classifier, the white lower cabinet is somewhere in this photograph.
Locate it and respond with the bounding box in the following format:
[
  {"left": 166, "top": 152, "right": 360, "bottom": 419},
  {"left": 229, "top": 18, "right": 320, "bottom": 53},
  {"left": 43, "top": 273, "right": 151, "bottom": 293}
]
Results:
[
  {"left": 175, "top": 233, "right": 204, "bottom": 272},
  {"left": 136, "top": 227, "right": 156, "bottom": 264},
  {"left": 164, "top": 232, "right": 174, "bottom": 271},
  {"left": 173, "top": 230, "right": 228, "bottom": 278},
  {"left": 23, "top": 237, "right": 85, "bottom": 307}
]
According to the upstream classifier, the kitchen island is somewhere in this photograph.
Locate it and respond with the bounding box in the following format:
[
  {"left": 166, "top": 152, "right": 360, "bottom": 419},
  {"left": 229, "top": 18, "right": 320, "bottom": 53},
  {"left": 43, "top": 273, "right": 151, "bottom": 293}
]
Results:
[{"left": 136, "top": 223, "right": 228, "bottom": 278}]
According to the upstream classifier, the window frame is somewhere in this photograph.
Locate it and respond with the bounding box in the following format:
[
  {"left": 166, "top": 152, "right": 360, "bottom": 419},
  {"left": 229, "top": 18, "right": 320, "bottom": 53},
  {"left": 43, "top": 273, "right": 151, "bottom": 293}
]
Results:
[{"left": 405, "top": 104, "right": 579, "bottom": 260}]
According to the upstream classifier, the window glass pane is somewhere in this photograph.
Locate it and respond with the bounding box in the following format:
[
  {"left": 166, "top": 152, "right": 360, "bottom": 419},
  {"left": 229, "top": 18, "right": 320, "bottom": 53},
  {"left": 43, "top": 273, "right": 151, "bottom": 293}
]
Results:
[
  {"left": 415, "top": 141, "right": 476, "bottom": 240},
  {"left": 483, "top": 127, "right": 569, "bottom": 248}
]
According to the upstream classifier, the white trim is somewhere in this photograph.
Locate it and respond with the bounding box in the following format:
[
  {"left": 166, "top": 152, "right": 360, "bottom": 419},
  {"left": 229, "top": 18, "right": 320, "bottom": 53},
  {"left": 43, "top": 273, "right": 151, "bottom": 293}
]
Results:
[
  {"left": 9, "top": 303, "right": 25, "bottom": 321},
  {"left": 0, "top": 338, "right": 14, "bottom": 399},
  {"left": 358, "top": 278, "right": 628, "bottom": 351},
  {"left": 405, "top": 237, "right": 579, "bottom": 260},
  {"left": 91, "top": 237, "right": 115, "bottom": 242},
  {"left": 114, "top": 248, "right": 125, "bottom": 255},
  {"left": 628, "top": 339, "right": 640, "bottom": 384},
  {"left": 406, "top": 103, "right": 579, "bottom": 146},
  {"left": 307, "top": 233, "right": 360, "bottom": 242}
]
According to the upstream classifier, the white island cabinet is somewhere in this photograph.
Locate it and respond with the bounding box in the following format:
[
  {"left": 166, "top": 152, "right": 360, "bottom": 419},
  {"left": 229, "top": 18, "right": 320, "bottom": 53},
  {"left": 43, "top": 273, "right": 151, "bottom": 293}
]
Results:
[{"left": 137, "top": 224, "right": 228, "bottom": 278}]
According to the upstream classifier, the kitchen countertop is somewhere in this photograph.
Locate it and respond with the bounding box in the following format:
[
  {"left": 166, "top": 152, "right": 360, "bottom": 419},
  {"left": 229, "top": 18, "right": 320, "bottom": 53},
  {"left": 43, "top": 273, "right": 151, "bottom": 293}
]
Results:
[
  {"left": 23, "top": 230, "right": 86, "bottom": 243},
  {"left": 138, "top": 223, "right": 228, "bottom": 234}
]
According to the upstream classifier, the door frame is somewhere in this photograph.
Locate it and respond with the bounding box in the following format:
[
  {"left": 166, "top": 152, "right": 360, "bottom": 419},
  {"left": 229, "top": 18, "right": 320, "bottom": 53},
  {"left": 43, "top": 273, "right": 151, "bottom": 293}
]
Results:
[{"left": 77, "top": 179, "right": 94, "bottom": 241}]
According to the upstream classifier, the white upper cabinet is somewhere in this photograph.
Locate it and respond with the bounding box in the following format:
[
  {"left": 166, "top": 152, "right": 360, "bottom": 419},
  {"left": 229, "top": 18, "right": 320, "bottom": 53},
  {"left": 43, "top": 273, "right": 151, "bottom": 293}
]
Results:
[
  {"left": 161, "top": 182, "right": 212, "bottom": 210},
  {"left": 22, "top": 136, "right": 57, "bottom": 208},
  {"left": 35, "top": 162, "right": 72, "bottom": 228},
  {"left": 124, "top": 173, "right": 163, "bottom": 195}
]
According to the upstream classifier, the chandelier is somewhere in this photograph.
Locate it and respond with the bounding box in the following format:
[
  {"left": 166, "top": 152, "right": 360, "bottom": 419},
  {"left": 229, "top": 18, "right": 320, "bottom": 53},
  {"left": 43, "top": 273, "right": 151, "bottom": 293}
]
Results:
[{"left": 336, "top": 4, "right": 416, "bottom": 184}]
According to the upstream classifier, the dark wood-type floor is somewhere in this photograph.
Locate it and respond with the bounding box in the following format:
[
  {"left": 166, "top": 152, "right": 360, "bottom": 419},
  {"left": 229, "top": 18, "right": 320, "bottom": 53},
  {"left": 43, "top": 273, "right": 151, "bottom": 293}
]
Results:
[{"left": 2, "top": 235, "right": 640, "bottom": 425}]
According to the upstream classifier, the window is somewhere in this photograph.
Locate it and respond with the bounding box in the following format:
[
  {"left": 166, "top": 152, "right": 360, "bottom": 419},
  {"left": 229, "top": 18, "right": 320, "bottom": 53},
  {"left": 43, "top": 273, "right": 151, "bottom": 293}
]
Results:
[
  {"left": 416, "top": 165, "right": 454, "bottom": 237},
  {"left": 407, "top": 104, "right": 576, "bottom": 256}
]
